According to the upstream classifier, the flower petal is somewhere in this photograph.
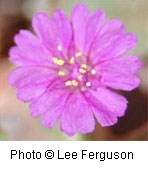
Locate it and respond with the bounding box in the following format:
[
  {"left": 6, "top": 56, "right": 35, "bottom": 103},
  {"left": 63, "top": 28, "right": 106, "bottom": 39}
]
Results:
[
  {"left": 85, "top": 9, "right": 106, "bottom": 54},
  {"left": 53, "top": 10, "right": 72, "bottom": 56},
  {"left": 86, "top": 88, "right": 128, "bottom": 126},
  {"left": 71, "top": 3, "right": 90, "bottom": 51},
  {"left": 10, "top": 30, "right": 53, "bottom": 66},
  {"left": 98, "top": 56, "right": 143, "bottom": 90},
  {"left": 99, "top": 55, "right": 143, "bottom": 74},
  {"left": 101, "top": 74, "right": 140, "bottom": 91},
  {"left": 90, "top": 20, "right": 137, "bottom": 62},
  {"left": 9, "top": 66, "right": 64, "bottom": 103},
  {"left": 9, "top": 66, "right": 54, "bottom": 88},
  {"left": 33, "top": 11, "right": 72, "bottom": 57},
  {"left": 17, "top": 82, "right": 48, "bottom": 102},
  {"left": 108, "top": 33, "right": 137, "bottom": 58},
  {"left": 60, "top": 93, "right": 95, "bottom": 136},
  {"left": 30, "top": 89, "right": 71, "bottom": 128},
  {"left": 91, "top": 19, "right": 125, "bottom": 58},
  {"left": 32, "top": 12, "right": 58, "bottom": 55}
]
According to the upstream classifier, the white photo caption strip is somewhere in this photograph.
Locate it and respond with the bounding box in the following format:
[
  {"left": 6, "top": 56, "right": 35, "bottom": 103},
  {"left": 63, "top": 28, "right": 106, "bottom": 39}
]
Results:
[{"left": 0, "top": 142, "right": 147, "bottom": 173}]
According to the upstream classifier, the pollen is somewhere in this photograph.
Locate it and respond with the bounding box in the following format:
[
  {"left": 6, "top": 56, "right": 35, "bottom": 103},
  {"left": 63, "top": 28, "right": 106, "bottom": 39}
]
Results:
[
  {"left": 71, "top": 80, "right": 78, "bottom": 86},
  {"left": 75, "top": 51, "right": 83, "bottom": 57},
  {"left": 81, "top": 64, "right": 87, "bottom": 69},
  {"left": 57, "top": 45, "right": 62, "bottom": 51},
  {"left": 65, "top": 80, "right": 78, "bottom": 87},
  {"left": 91, "top": 69, "right": 96, "bottom": 75},
  {"left": 79, "top": 68, "right": 87, "bottom": 74},
  {"left": 65, "top": 80, "right": 72, "bottom": 86},
  {"left": 79, "top": 64, "right": 88, "bottom": 74},
  {"left": 77, "top": 75, "right": 83, "bottom": 81},
  {"left": 58, "top": 70, "right": 65, "bottom": 76},
  {"left": 53, "top": 57, "right": 65, "bottom": 66},
  {"left": 86, "top": 81, "right": 91, "bottom": 87},
  {"left": 69, "top": 57, "right": 75, "bottom": 64}
]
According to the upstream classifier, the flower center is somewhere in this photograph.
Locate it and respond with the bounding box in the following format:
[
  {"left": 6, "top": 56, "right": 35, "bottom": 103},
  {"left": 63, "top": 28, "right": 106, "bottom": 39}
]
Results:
[{"left": 52, "top": 48, "right": 96, "bottom": 91}]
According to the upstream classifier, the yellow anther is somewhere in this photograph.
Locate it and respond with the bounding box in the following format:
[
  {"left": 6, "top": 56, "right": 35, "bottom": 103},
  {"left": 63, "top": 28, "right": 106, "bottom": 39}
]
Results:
[
  {"left": 79, "top": 68, "right": 87, "bottom": 74},
  {"left": 75, "top": 51, "right": 83, "bottom": 57},
  {"left": 65, "top": 80, "right": 78, "bottom": 87},
  {"left": 81, "top": 64, "right": 87, "bottom": 69},
  {"left": 65, "top": 80, "right": 72, "bottom": 86},
  {"left": 58, "top": 70, "right": 65, "bottom": 76},
  {"left": 69, "top": 57, "right": 75, "bottom": 64},
  {"left": 53, "top": 57, "right": 65, "bottom": 66},
  {"left": 71, "top": 80, "right": 78, "bottom": 87},
  {"left": 77, "top": 75, "right": 83, "bottom": 81}
]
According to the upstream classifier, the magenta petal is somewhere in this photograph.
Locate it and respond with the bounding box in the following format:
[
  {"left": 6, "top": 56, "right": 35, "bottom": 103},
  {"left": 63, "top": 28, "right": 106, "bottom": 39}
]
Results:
[
  {"left": 99, "top": 56, "right": 143, "bottom": 91},
  {"left": 60, "top": 94, "right": 95, "bottom": 136},
  {"left": 91, "top": 19, "right": 125, "bottom": 60},
  {"left": 41, "top": 91, "right": 71, "bottom": 128},
  {"left": 9, "top": 46, "right": 26, "bottom": 65},
  {"left": 17, "top": 82, "right": 48, "bottom": 102},
  {"left": 53, "top": 10, "right": 72, "bottom": 55},
  {"left": 99, "top": 55, "right": 143, "bottom": 74},
  {"left": 33, "top": 11, "right": 72, "bottom": 57},
  {"left": 108, "top": 33, "right": 137, "bottom": 58},
  {"left": 32, "top": 12, "right": 53, "bottom": 42},
  {"left": 10, "top": 30, "right": 53, "bottom": 65},
  {"left": 9, "top": 66, "right": 54, "bottom": 88},
  {"left": 9, "top": 46, "right": 52, "bottom": 66},
  {"left": 71, "top": 4, "right": 90, "bottom": 51},
  {"left": 30, "top": 89, "right": 71, "bottom": 127},
  {"left": 85, "top": 9, "right": 105, "bottom": 54},
  {"left": 87, "top": 88, "right": 128, "bottom": 126},
  {"left": 99, "top": 19, "right": 125, "bottom": 36},
  {"left": 32, "top": 12, "right": 58, "bottom": 54},
  {"left": 101, "top": 74, "right": 140, "bottom": 91}
]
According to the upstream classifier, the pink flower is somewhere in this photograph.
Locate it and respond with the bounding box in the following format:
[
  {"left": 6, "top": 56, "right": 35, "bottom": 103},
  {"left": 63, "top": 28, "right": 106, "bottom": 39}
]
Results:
[{"left": 9, "top": 3, "right": 142, "bottom": 136}]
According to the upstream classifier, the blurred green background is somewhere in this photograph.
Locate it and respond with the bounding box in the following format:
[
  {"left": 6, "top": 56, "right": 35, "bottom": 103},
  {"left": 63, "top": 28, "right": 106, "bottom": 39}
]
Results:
[{"left": 0, "top": 0, "right": 147, "bottom": 141}]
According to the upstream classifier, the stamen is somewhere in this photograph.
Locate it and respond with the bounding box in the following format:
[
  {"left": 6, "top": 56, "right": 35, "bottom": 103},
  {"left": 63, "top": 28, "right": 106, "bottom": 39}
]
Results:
[
  {"left": 65, "top": 80, "right": 72, "bottom": 86},
  {"left": 71, "top": 80, "right": 78, "bottom": 87},
  {"left": 65, "top": 80, "right": 78, "bottom": 87},
  {"left": 77, "top": 75, "right": 83, "bottom": 81},
  {"left": 81, "top": 64, "right": 87, "bottom": 69},
  {"left": 58, "top": 70, "right": 65, "bottom": 76},
  {"left": 69, "top": 57, "right": 75, "bottom": 64},
  {"left": 86, "top": 81, "right": 91, "bottom": 87},
  {"left": 75, "top": 51, "right": 82, "bottom": 57},
  {"left": 53, "top": 57, "right": 65, "bottom": 66},
  {"left": 79, "top": 64, "right": 88, "bottom": 74},
  {"left": 79, "top": 68, "right": 87, "bottom": 74},
  {"left": 57, "top": 45, "right": 62, "bottom": 51},
  {"left": 91, "top": 69, "right": 96, "bottom": 75}
]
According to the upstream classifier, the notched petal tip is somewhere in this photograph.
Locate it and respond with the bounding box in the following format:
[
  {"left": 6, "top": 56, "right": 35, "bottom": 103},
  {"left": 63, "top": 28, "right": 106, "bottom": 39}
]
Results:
[
  {"left": 126, "top": 33, "right": 138, "bottom": 49},
  {"left": 32, "top": 11, "right": 50, "bottom": 35},
  {"left": 8, "top": 46, "right": 16, "bottom": 59},
  {"left": 88, "top": 88, "right": 128, "bottom": 127},
  {"left": 71, "top": 3, "right": 90, "bottom": 19},
  {"left": 100, "top": 117, "right": 118, "bottom": 127},
  {"left": 133, "top": 56, "right": 144, "bottom": 73},
  {"left": 60, "top": 125, "right": 76, "bottom": 136},
  {"left": 33, "top": 11, "right": 49, "bottom": 21},
  {"left": 41, "top": 118, "right": 54, "bottom": 129},
  {"left": 72, "top": 3, "right": 89, "bottom": 11},
  {"left": 129, "top": 56, "right": 143, "bottom": 73},
  {"left": 8, "top": 67, "right": 20, "bottom": 87}
]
